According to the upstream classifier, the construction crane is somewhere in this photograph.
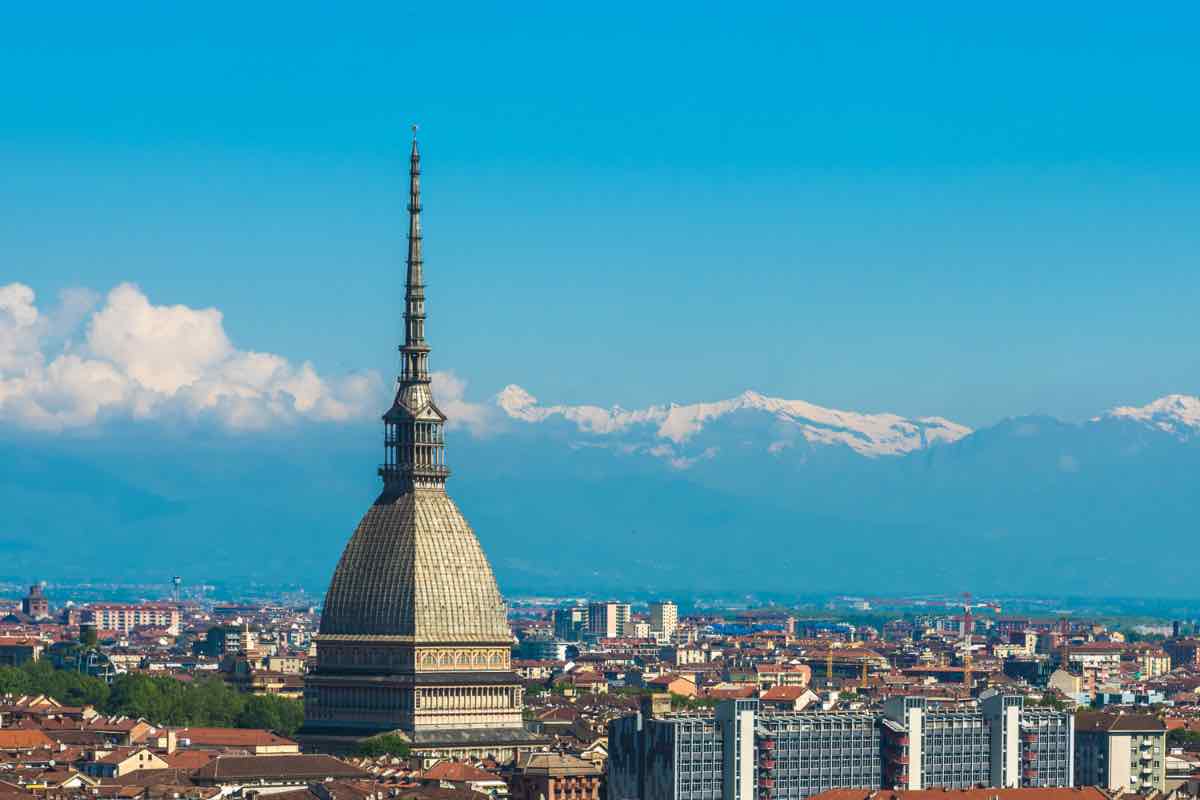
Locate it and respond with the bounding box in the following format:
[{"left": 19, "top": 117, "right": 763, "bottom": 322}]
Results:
[{"left": 962, "top": 592, "right": 973, "bottom": 691}]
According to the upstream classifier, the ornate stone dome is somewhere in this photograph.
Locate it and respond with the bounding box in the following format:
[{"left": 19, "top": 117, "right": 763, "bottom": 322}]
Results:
[{"left": 319, "top": 489, "right": 511, "bottom": 643}]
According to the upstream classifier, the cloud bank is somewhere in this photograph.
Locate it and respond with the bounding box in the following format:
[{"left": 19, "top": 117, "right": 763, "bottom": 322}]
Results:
[{"left": 0, "top": 282, "right": 382, "bottom": 432}]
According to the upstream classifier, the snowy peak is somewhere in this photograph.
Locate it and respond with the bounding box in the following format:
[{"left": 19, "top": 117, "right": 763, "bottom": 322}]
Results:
[
  {"left": 1100, "top": 394, "right": 1200, "bottom": 439},
  {"left": 495, "top": 385, "right": 972, "bottom": 460}
]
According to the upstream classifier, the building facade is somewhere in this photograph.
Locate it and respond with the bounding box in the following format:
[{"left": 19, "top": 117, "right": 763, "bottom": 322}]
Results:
[
  {"left": 652, "top": 601, "right": 679, "bottom": 640},
  {"left": 610, "top": 694, "right": 1073, "bottom": 800},
  {"left": 83, "top": 604, "right": 181, "bottom": 636},
  {"left": 510, "top": 753, "right": 604, "bottom": 800},
  {"left": 299, "top": 133, "right": 545, "bottom": 763},
  {"left": 881, "top": 695, "right": 1072, "bottom": 790},
  {"left": 1074, "top": 712, "right": 1166, "bottom": 795},
  {"left": 589, "top": 602, "right": 631, "bottom": 639},
  {"left": 554, "top": 607, "right": 587, "bottom": 641}
]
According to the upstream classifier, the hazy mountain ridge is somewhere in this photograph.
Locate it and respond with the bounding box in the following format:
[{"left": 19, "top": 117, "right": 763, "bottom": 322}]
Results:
[
  {"left": 2, "top": 391, "right": 1197, "bottom": 596},
  {"left": 497, "top": 385, "right": 973, "bottom": 460}
]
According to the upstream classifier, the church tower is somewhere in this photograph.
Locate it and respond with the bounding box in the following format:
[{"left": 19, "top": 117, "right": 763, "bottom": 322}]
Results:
[{"left": 300, "top": 131, "right": 545, "bottom": 761}]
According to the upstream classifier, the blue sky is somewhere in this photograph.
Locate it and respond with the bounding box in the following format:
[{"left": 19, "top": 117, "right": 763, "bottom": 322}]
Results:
[{"left": 4, "top": 5, "right": 1200, "bottom": 429}]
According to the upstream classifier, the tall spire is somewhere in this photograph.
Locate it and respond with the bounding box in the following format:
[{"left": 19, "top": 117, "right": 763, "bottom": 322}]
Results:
[
  {"left": 401, "top": 124, "right": 429, "bottom": 384},
  {"left": 380, "top": 126, "right": 450, "bottom": 493}
]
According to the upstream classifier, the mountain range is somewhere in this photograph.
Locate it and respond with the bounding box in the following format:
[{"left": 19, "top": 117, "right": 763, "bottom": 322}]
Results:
[{"left": 3, "top": 389, "right": 1197, "bottom": 598}]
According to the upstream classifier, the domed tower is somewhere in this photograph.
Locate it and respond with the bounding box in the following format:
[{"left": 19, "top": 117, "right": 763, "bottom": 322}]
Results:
[{"left": 300, "top": 131, "right": 544, "bottom": 762}]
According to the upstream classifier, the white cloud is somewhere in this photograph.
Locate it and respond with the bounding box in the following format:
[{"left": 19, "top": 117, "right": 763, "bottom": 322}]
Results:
[
  {"left": 433, "top": 371, "right": 495, "bottom": 436},
  {"left": 0, "top": 282, "right": 381, "bottom": 432},
  {"left": 87, "top": 283, "right": 233, "bottom": 394}
]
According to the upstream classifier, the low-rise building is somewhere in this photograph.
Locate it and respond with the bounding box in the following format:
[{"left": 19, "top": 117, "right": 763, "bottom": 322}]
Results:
[
  {"left": 422, "top": 760, "right": 509, "bottom": 798},
  {"left": 84, "top": 604, "right": 181, "bottom": 636},
  {"left": 511, "top": 752, "right": 603, "bottom": 800}
]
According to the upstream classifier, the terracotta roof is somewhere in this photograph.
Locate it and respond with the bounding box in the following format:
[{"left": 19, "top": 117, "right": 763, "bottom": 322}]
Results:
[
  {"left": 192, "top": 755, "right": 368, "bottom": 782},
  {"left": 568, "top": 671, "right": 605, "bottom": 684},
  {"left": 421, "top": 762, "right": 501, "bottom": 783},
  {"left": 646, "top": 675, "right": 693, "bottom": 687},
  {"left": 536, "top": 707, "right": 578, "bottom": 723},
  {"left": 0, "top": 730, "right": 54, "bottom": 750},
  {"left": 160, "top": 751, "right": 217, "bottom": 770},
  {"left": 174, "top": 727, "right": 297, "bottom": 748}
]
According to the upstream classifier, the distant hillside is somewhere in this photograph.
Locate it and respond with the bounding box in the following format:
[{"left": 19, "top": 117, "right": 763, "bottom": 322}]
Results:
[{"left": 3, "top": 391, "right": 1198, "bottom": 598}]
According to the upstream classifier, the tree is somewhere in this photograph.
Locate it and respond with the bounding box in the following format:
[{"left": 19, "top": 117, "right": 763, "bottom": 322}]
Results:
[
  {"left": 356, "top": 733, "right": 411, "bottom": 757},
  {"left": 0, "top": 666, "right": 33, "bottom": 696},
  {"left": 10, "top": 658, "right": 304, "bottom": 733},
  {"left": 237, "top": 694, "right": 304, "bottom": 737}
]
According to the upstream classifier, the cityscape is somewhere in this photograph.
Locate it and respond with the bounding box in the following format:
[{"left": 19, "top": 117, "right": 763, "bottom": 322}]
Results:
[{"left": 4, "top": 6, "right": 1200, "bottom": 800}]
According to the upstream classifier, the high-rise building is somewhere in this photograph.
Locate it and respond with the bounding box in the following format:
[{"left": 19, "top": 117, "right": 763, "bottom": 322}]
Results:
[
  {"left": 553, "top": 607, "right": 587, "bottom": 641},
  {"left": 609, "top": 693, "right": 1073, "bottom": 800},
  {"left": 299, "top": 132, "right": 546, "bottom": 762},
  {"left": 651, "top": 601, "right": 678, "bottom": 640},
  {"left": 881, "top": 694, "right": 1072, "bottom": 790},
  {"left": 1074, "top": 712, "right": 1166, "bottom": 794},
  {"left": 588, "top": 602, "right": 631, "bottom": 638}
]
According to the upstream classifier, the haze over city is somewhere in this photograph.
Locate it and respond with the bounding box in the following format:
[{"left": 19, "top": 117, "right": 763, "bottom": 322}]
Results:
[{"left": 3, "top": 6, "right": 1199, "bottom": 597}]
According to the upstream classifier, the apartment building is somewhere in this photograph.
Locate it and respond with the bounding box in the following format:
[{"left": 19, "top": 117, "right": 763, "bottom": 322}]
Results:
[
  {"left": 588, "top": 602, "right": 631, "bottom": 639},
  {"left": 609, "top": 693, "right": 1072, "bottom": 800},
  {"left": 652, "top": 601, "right": 679, "bottom": 640},
  {"left": 1074, "top": 712, "right": 1166, "bottom": 795},
  {"left": 83, "top": 604, "right": 181, "bottom": 635},
  {"left": 554, "top": 607, "right": 587, "bottom": 641},
  {"left": 881, "top": 695, "right": 1072, "bottom": 790},
  {"left": 1062, "top": 644, "right": 1123, "bottom": 688}
]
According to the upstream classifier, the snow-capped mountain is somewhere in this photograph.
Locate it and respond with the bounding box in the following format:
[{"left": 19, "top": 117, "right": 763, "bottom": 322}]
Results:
[
  {"left": 497, "top": 385, "right": 972, "bottom": 460},
  {"left": 5, "top": 390, "right": 1199, "bottom": 596},
  {"left": 1098, "top": 394, "right": 1200, "bottom": 440}
]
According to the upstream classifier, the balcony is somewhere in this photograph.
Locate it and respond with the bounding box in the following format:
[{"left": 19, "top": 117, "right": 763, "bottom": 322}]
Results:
[
  {"left": 1021, "top": 732, "right": 1039, "bottom": 743},
  {"left": 760, "top": 759, "right": 776, "bottom": 770},
  {"left": 1023, "top": 770, "right": 1039, "bottom": 779},
  {"left": 759, "top": 739, "right": 776, "bottom": 751},
  {"left": 760, "top": 778, "right": 775, "bottom": 789}
]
